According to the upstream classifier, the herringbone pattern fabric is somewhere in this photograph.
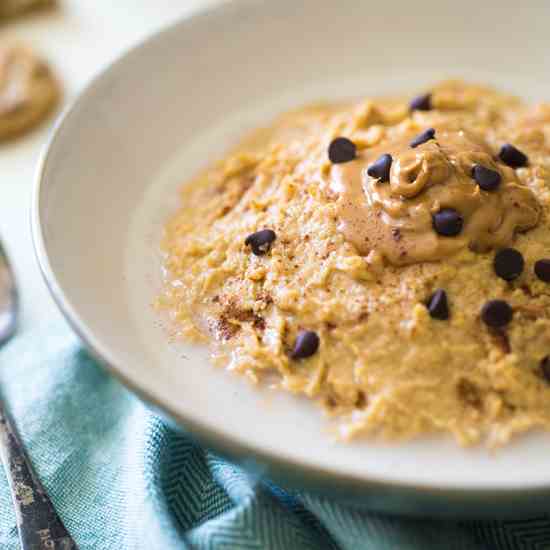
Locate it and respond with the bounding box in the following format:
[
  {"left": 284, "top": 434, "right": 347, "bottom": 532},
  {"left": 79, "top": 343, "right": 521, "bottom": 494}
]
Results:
[{"left": 1, "top": 320, "right": 550, "bottom": 549}]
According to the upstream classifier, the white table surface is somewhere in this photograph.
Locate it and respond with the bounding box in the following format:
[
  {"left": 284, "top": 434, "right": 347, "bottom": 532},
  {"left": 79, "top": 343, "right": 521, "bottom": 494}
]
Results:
[{"left": 0, "top": 0, "right": 216, "bottom": 335}]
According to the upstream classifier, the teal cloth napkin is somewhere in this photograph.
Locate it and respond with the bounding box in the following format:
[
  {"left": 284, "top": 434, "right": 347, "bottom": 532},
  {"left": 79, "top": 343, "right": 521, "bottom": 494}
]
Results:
[{"left": 1, "top": 317, "right": 549, "bottom": 549}]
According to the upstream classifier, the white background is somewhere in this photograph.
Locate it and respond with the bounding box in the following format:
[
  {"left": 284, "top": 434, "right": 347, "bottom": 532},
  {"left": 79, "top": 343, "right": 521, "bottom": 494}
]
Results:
[{"left": 0, "top": 0, "right": 216, "bottom": 333}]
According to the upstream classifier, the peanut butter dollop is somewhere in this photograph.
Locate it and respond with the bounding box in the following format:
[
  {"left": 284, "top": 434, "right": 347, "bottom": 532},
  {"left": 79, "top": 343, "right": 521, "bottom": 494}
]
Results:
[{"left": 328, "top": 127, "right": 541, "bottom": 265}]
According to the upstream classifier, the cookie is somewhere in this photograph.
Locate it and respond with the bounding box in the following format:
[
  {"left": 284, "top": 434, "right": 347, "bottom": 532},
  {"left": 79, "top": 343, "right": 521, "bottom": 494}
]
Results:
[
  {"left": 0, "top": 0, "right": 53, "bottom": 18},
  {"left": 0, "top": 45, "right": 59, "bottom": 140}
]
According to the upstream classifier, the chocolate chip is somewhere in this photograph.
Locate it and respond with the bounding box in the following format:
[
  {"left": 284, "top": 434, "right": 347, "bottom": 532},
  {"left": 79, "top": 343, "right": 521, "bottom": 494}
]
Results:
[
  {"left": 481, "top": 300, "right": 513, "bottom": 328},
  {"left": 409, "top": 93, "right": 432, "bottom": 112},
  {"left": 245, "top": 229, "right": 276, "bottom": 256},
  {"left": 328, "top": 137, "right": 356, "bottom": 164},
  {"left": 410, "top": 128, "right": 436, "bottom": 148},
  {"left": 367, "top": 153, "right": 392, "bottom": 182},
  {"left": 426, "top": 289, "right": 449, "bottom": 320},
  {"left": 540, "top": 356, "right": 550, "bottom": 382},
  {"left": 432, "top": 208, "right": 463, "bottom": 237},
  {"left": 291, "top": 330, "right": 320, "bottom": 359},
  {"left": 534, "top": 259, "right": 550, "bottom": 282},
  {"left": 493, "top": 248, "right": 524, "bottom": 281},
  {"left": 391, "top": 228, "right": 401, "bottom": 242},
  {"left": 471, "top": 164, "right": 501, "bottom": 191},
  {"left": 498, "top": 143, "right": 528, "bottom": 168}
]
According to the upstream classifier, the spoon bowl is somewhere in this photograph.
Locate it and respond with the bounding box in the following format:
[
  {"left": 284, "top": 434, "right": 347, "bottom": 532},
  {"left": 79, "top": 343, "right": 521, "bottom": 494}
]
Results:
[{"left": 0, "top": 243, "right": 17, "bottom": 345}]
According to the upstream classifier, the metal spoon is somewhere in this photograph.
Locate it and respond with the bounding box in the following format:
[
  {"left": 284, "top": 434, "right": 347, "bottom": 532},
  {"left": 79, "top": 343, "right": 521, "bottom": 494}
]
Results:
[{"left": 0, "top": 242, "right": 77, "bottom": 549}]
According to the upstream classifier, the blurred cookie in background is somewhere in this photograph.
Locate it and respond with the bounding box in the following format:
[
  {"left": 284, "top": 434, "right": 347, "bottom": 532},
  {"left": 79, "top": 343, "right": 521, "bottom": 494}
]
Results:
[
  {"left": 0, "top": 0, "right": 54, "bottom": 18},
  {"left": 0, "top": 44, "right": 59, "bottom": 140}
]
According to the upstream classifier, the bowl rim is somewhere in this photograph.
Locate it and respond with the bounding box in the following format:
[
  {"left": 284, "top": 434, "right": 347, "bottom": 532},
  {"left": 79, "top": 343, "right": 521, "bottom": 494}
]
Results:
[{"left": 30, "top": 0, "right": 550, "bottom": 505}]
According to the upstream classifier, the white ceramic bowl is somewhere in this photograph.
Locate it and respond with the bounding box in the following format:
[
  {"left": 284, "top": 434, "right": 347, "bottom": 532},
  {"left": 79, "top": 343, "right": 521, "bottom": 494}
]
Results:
[{"left": 32, "top": 0, "right": 550, "bottom": 517}]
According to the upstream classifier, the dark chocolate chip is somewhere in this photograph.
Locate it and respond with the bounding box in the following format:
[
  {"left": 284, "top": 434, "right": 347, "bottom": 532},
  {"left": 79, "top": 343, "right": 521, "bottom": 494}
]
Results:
[
  {"left": 427, "top": 289, "right": 449, "bottom": 320},
  {"left": 409, "top": 93, "right": 432, "bottom": 112},
  {"left": 291, "top": 330, "right": 320, "bottom": 359},
  {"left": 432, "top": 208, "right": 463, "bottom": 237},
  {"left": 481, "top": 300, "right": 513, "bottom": 328},
  {"left": 471, "top": 164, "right": 501, "bottom": 191},
  {"left": 328, "top": 137, "right": 356, "bottom": 164},
  {"left": 493, "top": 248, "right": 524, "bottom": 281},
  {"left": 244, "top": 229, "right": 276, "bottom": 256},
  {"left": 541, "top": 356, "right": 550, "bottom": 382},
  {"left": 367, "top": 154, "right": 392, "bottom": 182},
  {"left": 534, "top": 259, "right": 550, "bottom": 282},
  {"left": 498, "top": 143, "right": 528, "bottom": 168},
  {"left": 410, "top": 128, "right": 436, "bottom": 148}
]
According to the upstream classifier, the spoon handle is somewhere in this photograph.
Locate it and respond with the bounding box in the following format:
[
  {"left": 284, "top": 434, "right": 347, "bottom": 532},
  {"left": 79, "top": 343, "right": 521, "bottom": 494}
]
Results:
[{"left": 0, "top": 401, "right": 77, "bottom": 549}]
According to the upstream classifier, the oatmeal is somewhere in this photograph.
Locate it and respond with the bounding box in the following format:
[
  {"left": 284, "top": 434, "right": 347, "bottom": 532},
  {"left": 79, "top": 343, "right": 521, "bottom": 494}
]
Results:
[{"left": 158, "top": 81, "right": 550, "bottom": 446}]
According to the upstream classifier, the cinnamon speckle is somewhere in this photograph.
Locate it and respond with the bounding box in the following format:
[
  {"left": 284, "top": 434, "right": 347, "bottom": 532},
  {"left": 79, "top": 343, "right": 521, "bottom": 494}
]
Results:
[
  {"left": 520, "top": 284, "right": 533, "bottom": 298},
  {"left": 457, "top": 379, "right": 482, "bottom": 408},
  {"left": 325, "top": 396, "right": 337, "bottom": 409},
  {"left": 490, "top": 328, "right": 511, "bottom": 354},
  {"left": 215, "top": 316, "right": 240, "bottom": 340},
  {"left": 253, "top": 316, "right": 266, "bottom": 331},
  {"left": 355, "top": 391, "right": 367, "bottom": 408}
]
